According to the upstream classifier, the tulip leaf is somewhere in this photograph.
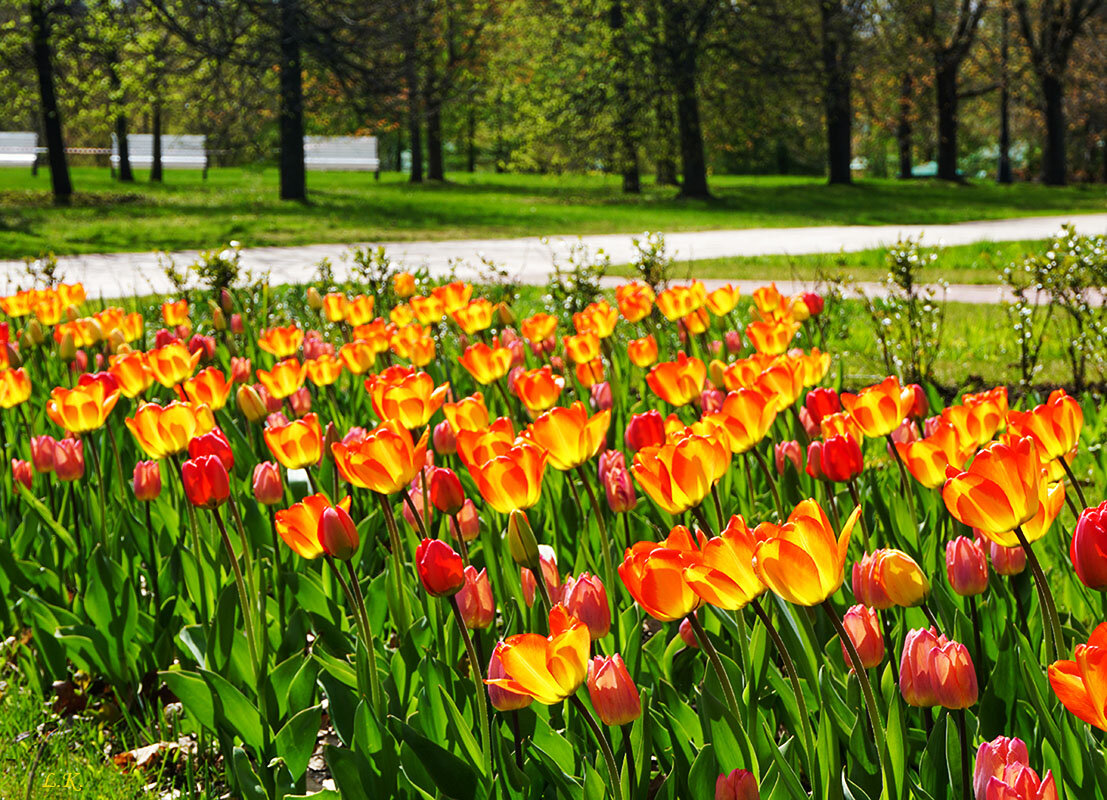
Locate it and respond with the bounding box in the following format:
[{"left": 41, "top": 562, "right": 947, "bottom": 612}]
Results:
[
  {"left": 757, "top": 719, "right": 807, "bottom": 800},
  {"left": 687, "top": 743, "right": 717, "bottom": 800},
  {"left": 275, "top": 703, "right": 322, "bottom": 781},
  {"left": 884, "top": 680, "right": 907, "bottom": 800},
  {"left": 438, "top": 684, "right": 485, "bottom": 776},
  {"left": 160, "top": 669, "right": 217, "bottom": 734},
  {"left": 391, "top": 716, "right": 480, "bottom": 800},
  {"left": 200, "top": 668, "right": 266, "bottom": 753},
  {"left": 16, "top": 484, "right": 77, "bottom": 554},
  {"left": 325, "top": 744, "right": 394, "bottom": 798},
  {"left": 317, "top": 668, "right": 357, "bottom": 747},
  {"left": 230, "top": 745, "right": 268, "bottom": 800}
]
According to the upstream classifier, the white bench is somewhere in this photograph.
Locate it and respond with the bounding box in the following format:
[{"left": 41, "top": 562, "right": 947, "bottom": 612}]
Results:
[
  {"left": 111, "top": 134, "right": 208, "bottom": 174},
  {"left": 304, "top": 136, "right": 380, "bottom": 172},
  {"left": 0, "top": 132, "right": 39, "bottom": 168}
]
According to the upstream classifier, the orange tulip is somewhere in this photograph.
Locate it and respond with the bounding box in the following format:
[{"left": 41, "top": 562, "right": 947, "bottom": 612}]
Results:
[
  {"left": 264, "top": 412, "right": 323, "bottom": 470},
  {"left": 576, "top": 359, "right": 604, "bottom": 387},
  {"left": 942, "top": 436, "right": 1046, "bottom": 546},
  {"left": 572, "top": 301, "right": 618, "bottom": 339},
  {"left": 753, "top": 357, "right": 804, "bottom": 409},
  {"left": 562, "top": 332, "right": 601, "bottom": 365},
  {"left": 721, "top": 354, "right": 773, "bottom": 391},
  {"left": 615, "top": 282, "right": 655, "bottom": 323},
  {"left": 456, "top": 417, "right": 515, "bottom": 468},
  {"left": 432, "top": 281, "right": 473, "bottom": 315},
  {"left": 682, "top": 515, "right": 767, "bottom": 610},
  {"left": 631, "top": 433, "right": 728, "bottom": 515},
  {"left": 468, "top": 442, "right": 547, "bottom": 513},
  {"left": 941, "top": 404, "right": 999, "bottom": 452},
  {"left": 275, "top": 493, "right": 353, "bottom": 560},
  {"left": 322, "top": 292, "right": 348, "bottom": 322},
  {"left": 647, "top": 352, "right": 705, "bottom": 407},
  {"left": 256, "top": 358, "right": 306, "bottom": 400},
  {"left": 331, "top": 420, "right": 429, "bottom": 495},
  {"left": 393, "top": 272, "right": 416, "bottom": 298},
  {"left": 47, "top": 378, "right": 120, "bottom": 434},
  {"left": 0, "top": 369, "right": 31, "bottom": 409},
  {"left": 705, "top": 284, "right": 740, "bottom": 316},
  {"left": 389, "top": 304, "right": 414, "bottom": 327},
  {"left": 485, "top": 605, "right": 590, "bottom": 704},
  {"left": 33, "top": 292, "right": 65, "bottom": 326},
  {"left": 305, "top": 354, "right": 344, "bottom": 387},
  {"left": 681, "top": 308, "right": 710, "bottom": 335},
  {"left": 521, "top": 313, "right": 558, "bottom": 343},
  {"left": 458, "top": 343, "right": 512, "bottom": 385},
  {"left": 346, "top": 294, "right": 375, "bottom": 326},
  {"left": 627, "top": 335, "right": 658, "bottom": 368},
  {"left": 148, "top": 342, "right": 201, "bottom": 388},
  {"left": 366, "top": 369, "right": 449, "bottom": 429},
  {"left": 1007, "top": 388, "right": 1083, "bottom": 462},
  {"left": 521, "top": 402, "right": 610, "bottom": 471},
  {"left": 895, "top": 422, "right": 973, "bottom": 489},
  {"left": 453, "top": 298, "right": 495, "bottom": 335},
  {"left": 618, "top": 527, "right": 704, "bottom": 621},
  {"left": 0, "top": 290, "right": 32, "bottom": 317},
  {"left": 841, "top": 376, "right": 913, "bottom": 438},
  {"left": 118, "top": 311, "right": 143, "bottom": 342},
  {"left": 752, "top": 499, "right": 861, "bottom": 606},
  {"left": 338, "top": 340, "right": 376, "bottom": 374},
  {"left": 182, "top": 367, "right": 233, "bottom": 411},
  {"left": 108, "top": 352, "right": 154, "bottom": 398},
  {"left": 751, "top": 283, "right": 789, "bottom": 321},
  {"left": 257, "top": 324, "right": 304, "bottom": 358},
  {"left": 746, "top": 318, "right": 799, "bottom": 355},
  {"left": 126, "top": 401, "right": 214, "bottom": 458},
  {"left": 655, "top": 283, "right": 705, "bottom": 321},
  {"left": 1048, "top": 623, "right": 1107, "bottom": 731},
  {"left": 351, "top": 319, "right": 392, "bottom": 354},
  {"left": 704, "top": 388, "right": 779, "bottom": 454},
  {"left": 820, "top": 410, "right": 863, "bottom": 442},
  {"left": 391, "top": 324, "right": 435, "bottom": 366},
  {"left": 1020, "top": 480, "right": 1065, "bottom": 542},
  {"left": 513, "top": 366, "right": 565, "bottom": 414},
  {"left": 794, "top": 348, "right": 832, "bottom": 386},
  {"left": 162, "top": 299, "right": 189, "bottom": 327},
  {"left": 444, "top": 392, "right": 490, "bottom": 433},
  {"left": 410, "top": 294, "right": 446, "bottom": 325}
]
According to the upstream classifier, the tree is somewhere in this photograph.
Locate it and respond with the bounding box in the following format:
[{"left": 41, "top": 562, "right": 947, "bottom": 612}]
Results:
[
  {"left": 1013, "top": 0, "right": 1105, "bottom": 184},
  {"left": 29, "top": 0, "right": 73, "bottom": 204},
  {"left": 819, "top": 0, "right": 863, "bottom": 184}
]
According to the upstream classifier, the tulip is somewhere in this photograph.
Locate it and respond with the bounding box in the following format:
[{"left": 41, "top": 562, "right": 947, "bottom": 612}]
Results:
[
  {"left": 429, "top": 467, "right": 465, "bottom": 515},
  {"left": 346, "top": 294, "right": 376, "bottom": 325},
  {"left": 746, "top": 318, "right": 799, "bottom": 355},
  {"left": 625, "top": 410, "right": 666, "bottom": 452},
  {"left": 947, "top": 536, "right": 989, "bottom": 596},
  {"left": 562, "top": 573, "right": 610, "bottom": 639},
  {"left": 647, "top": 352, "right": 706, "bottom": 407},
  {"left": 455, "top": 566, "right": 495, "bottom": 629},
  {"left": 318, "top": 504, "right": 359, "bottom": 560},
  {"left": 805, "top": 387, "right": 841, "bottom": 426},
  {"left": 590, "top": 381, "right": 613, "bottom": 412},
  {"left": 943, "top": 436, "right": 1045, "bottom": 546},
  {"left": 603, "top": 466, "right": 637, "bottom": 513},
  {"left": 572, "top": 301, "right": 618, "bottom": 339},
  {"left": 181, "top": 455, "right": 230, "bottom": 509},
  {"left": 487, "top": 645, "right": 533, "bottom": 711},
  {"left": 631, "top": 434, "right": 728, "bottom": 515},
  {"left": 256, "top": 357, "right": 306, "bottom": 400},
  {"left": 251, "top": 461, "right": 282, "bottom": 505},
  {"left": 30, "top": 435, "right": 56, "bottom": 474},
  {"left": 775, "top": 440, "right": 802, "bottom": 474},
  {"left": 54, "top": 438, "right": 85, "bottom": 482},
  {"left": 626, "top": 335, "right": 659, "bottom": 369},
  {"left": 188, "top": 334, "right": 216, "bottom": 362},
  {"left": 236, "top": 384, "right": 268, "bottom": 422},
  {"left": 521, "top": 312, "right": 558, "bottom": 343},
  {"left": 288, "top": 386, "right": 312, "bottom": 416},
  {"left": 679, "top": 617, "right": 699, "bottom": 649},
  {"left": 840, "top": 605, "right": 884, "bottom": 671},
  {"left": 619, "top": 529, "right": 704, "bottom": 621},
  {"left": 521, "top": 402, "right": 610, "bottom": 471},
  {"left": 895, "top": 422, "right": 973, "bottom": 489},
  {"left": 147, "top": 342, "right": 200, "bottom": 388},
  {"left": 1072, "top": 500, "right": 1107, "bottom": 590},
  {"left": 587, "top": 654, "right": 641, "bottom": 725},
  {"left": 189, "top": 428, "right": 234, "bottom": 472},
  {"left": 1049, "top": 623, "right": 1107, "bottom": 730},
  {"left": 161, "top": 298, "right": 189, "bottom": 327},
  {"left": 802, "top": 292, "right": 824, "bottom": 315},
  {"left": 433, "top": 420, "right": 458, "bottom": 455},
  {"left": 332, "top": 420, "right": 429, "bottom": 495},
  {"left": 0, "top": 368, "right": 30, "bottom": 409},
  {"left": 416, "top": 538, "right": 465, "bottom": 597},
  {"left": 126, "top": 401, "right": 214, "bottom": 458},
  {"left": 821, "top": 433, "right": 863, "bottom": 482},
  {"left": 513, "top": 366, "right": 565, "bottom": 414},
  {"left": 905, "top": 383, "right": 929, "bottom": 418},
  {"left": 852, "top": 549, "right": 930, "bottom": 609},
  {"left": 575, "top": 359, "right": 604, "bottom": 388},
  {"left": 598, "top": 449, "right": 626, "bottom": 482},
  {"left": 456, "top": 418, "right": 516, "bottom": 468},
  {"left": 983, "top": 534, "right": 1027, "bottom": 576},
  {"left": 615, "top": 282, "right": 655, "bottom": 322},
  {"left": 1007, "top": 388, "right": 1083, "bottom": 462},
  {"left": 900, "top": 627, "right": 978, "bottom": 709},
  {"left": 683, "top": 515, "right": 767, "bottom": 610},
  {"left": 458, "top": 342, "right": 512, "bottom": 384},
  {"left": 365, "top": 369, "right": 448, "bottom": 430},
  {"left": 469, "top": 443, "right": 547, "bottom": 514},
  {"left": 716, "top": 768, "right": 759, "bottom": 800},
  {"left": 401, "top": 489, "right": 433, "bottom": 532},
  {"left": 974, "top": 736, "right": 1057, "bottom": 800},
  {"left": 275, "top": 494, "right": 353, "bottom": 560},
  {"left": 805, "top": 440, "right": 826, "bottom": 480},
  {"left": 704, "top": 387, "right": 778, "bottom": 454},
  {"left": 752, "top": 499, "right": 861, "bottom": 606},
  {"left": 338, "top": 340, "right": 376, "bottom": 375},
  {"left": 132, "top": 460, "right": 162, "bottom": 501},
  {"left": 47, "top": 379, "right": 120, "bottom": 434},
  {"left": 258, "top": 324, "right": 304, "bottom": 358},
  {"left": 264, "top": 412, "right": 323, "bottom": 470},
  {"left": 485, "top": 605, "right": 590, "bottom": 704},
  {"left": 11, "top": 458, "right": 31, "bottom": 494}
]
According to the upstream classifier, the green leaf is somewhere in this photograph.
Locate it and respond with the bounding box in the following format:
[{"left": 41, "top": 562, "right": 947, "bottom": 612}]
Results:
[
  {"left": 200, "top": 668, "right": 266, "bottom": 752},
  {"left": 275, "top": 704, "right": 322, "bottom": 781},
  {"left": 438, "top": 684, "right": 485, "bottom": 775},
  {"left": 687, "top": 744, "right": 717, "bottom": 800},
  {"left": 160, "top": 669, "right": 216, "bottom": 734},
  {"left": 391, "top": 716, "right": 481, "bottom": 800},
  {"left": 231, "top": 746, "right": 268, "bottom": 800}
]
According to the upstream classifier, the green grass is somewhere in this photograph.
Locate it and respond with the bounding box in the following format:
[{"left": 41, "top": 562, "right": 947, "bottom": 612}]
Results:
[
  {"left": 610, "top": 238, "right": 1046, "bottom": 284},
  {"left": 1, "top": 167, "right": 1105, "bottom": 259}
]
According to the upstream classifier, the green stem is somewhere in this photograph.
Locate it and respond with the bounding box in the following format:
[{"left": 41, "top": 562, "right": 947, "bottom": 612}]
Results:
[
  {"left": 569, "top": 694, "right": 624, "bottom": 800},
  {"left": 846, "top": 479, "right": 871, "bottom": 552},
  {"left": 1013, "top": 525, "right": 1064, "bottom": 664},
  {"left": 955, "top": 709, "right": 971, "bottom": 800},
  {"left": 328, "top": 557, "right": 383, "bottom": 715},
  {"left": 710, "top": 484, "right": 726, "bottom": 533},
  {"left": 450, "top": 600, "right": 493, "bottom": 780},
  {"left": 85, "top": 434, "right": 108, "bottom": 550},
  {"left": 212, "top": 506, "right": 260, "bottom": 680},
  {"left": 1058, "top": 456, "right": 1089, "bottom": 510},
  {"left": 400, "top": 487, "right": 430, "bottom": 541},
  {"left": 576, "top": 464, "right": 618, "bottom": 644},
  {"left": 749, "top": 446, "right": 785, "bottom": 520},
  {"left": 687, "top": 613, "right": 741, "bottom": 721},
  {"left": 885, "top": 433, "right": 918, "bottom": 524},
  {"left": 378, "top": 493, "right": 413, "bottom": 632}
]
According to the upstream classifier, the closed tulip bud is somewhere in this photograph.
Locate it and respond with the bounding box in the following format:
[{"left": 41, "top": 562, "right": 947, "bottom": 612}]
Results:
[
  {"left": 522, "top": 545, "right": 561, "bottom": 607},
  {"left": 725, "top": 330, "right": 743, "bottom": 355},
  {"left": 318, "top": 505, "right": 359, "bottom": 560},
  {"left": 716, "top": 768, "right": 760, "bottom": 800},
  {"left": 220, "top": 288, "right": 233, "bottom": 313},
  {"left": 821, "top": 433, "right": 863, "bottom": 482},
  {"left": 181, "top": 455, "right": 230, "bottom": 509},
  {"left": 59, "top": 332, "right": 76, "bottom": 360},
  {"left": 188, "top": 428, "right": 234, "bottom": 472},
  {"left": 31, "top": 435, "right": 57, "bottom": 474},
  {"left": 590, "top": 381, "right": 613, "bottom": 411},
  {"left": 853, "top": 549, "right": 930, "bottom": 609},
  {"left": 797, "top": 406, "right": 819, "bottom": 439},
  {"left": 775, "top": 440, "right": 802, "bottom": 475},
  {"left": 430, "top": 467, "right": 465, "bottom": 514},
  {"left": 402, "top": 491, "right": 433, "bottom": 531},
  {"left": 189, "top": 334, "right": 216, "bottom": 361},
  {"left": 802, "top": 292, "right": 824, "bottom": 316},
  {"left": 507, "top": 509, "right": 541, "bottom": 570},
  {"left": 108, "top": 329, "right": 126, "bottom": 352},
  {"left": 946, "top": 536, "right": 989, "bottom": 596},
  {"left": 496, "top": 302, "right": 515, "bottom": 325},
  {"left": 984, "top": 534, "right": 1027, "bottom": 576},
  {"left": 231, "top": 314, "right": 244, "bottom": 334},
  {"left": 54, "top": 438, "right": 85, "bottom": 482},
  {"left": 587, "top": 654, "right": 641, "bottom": 726},
  {"left": 1072, "top": 500, "right": 1107, "bottom": 590},
  {"left": 840, "top": 604, "right": 884, "bottom": 671},
  {"left": 288, "top": 386, "right": 312, "bottom": 416},
  {"left": 900, "top": 627, "right": 978, "bottom": 709},
  {"left": 906, "top": 383, "right": 928, "bottom": 418},
  {"left": 252, "top": 461, "right": 283, "bottom": 505},
  {"left": 236, "top": 384, "right": 267, "bottom": 422},
  {"left": 455, "top": 566, "right": 495, "bottom": 629},
  {"left": 449, "top": 498, "right": 480, "bottom": 542},
  {"left": 230, "top": 357, "right": 251, "bottom": 383},
  {"left": 27, "top": 319, "right": 44, "bottom": 345},
  {"left": 598, "top": 450, "right": 626, "bottom": 484},
  {"left": 154, "top": 328, "right": 178, "bottom": 348},
  {"left": 974, "top": 736, "right": 1057, "bottom": 800},
  {"left": 11, "top": 458, "right": 31, "bottom": 494},
  {"left": 708, "top": 359, "right": 727, "bottom": 389},
  {"left": 679, "top": 616, "right": 699, "bottom": 649},
  {"left": 19, "top": 330, "right": 33, "bottom": 350},
  {"left": 306, "top": 287, "right": 323, "bottom": 310},
  {"left": 603, "top": 466, "right": 636, "bottom": 513},
  {"left": 563, "top": 573, "right": 610, "bottom": 639},
  {"left": 700, "top": 387, "right": 724, "bottom": 415},
  {"left": 69, "top": 349, "right": 88, "bottom": 373},
  {"left": 805, "top": 387, "right": 841, "bottom": 426},
  {"left": 416, "top": 538, "right": 465, "bottom": 597},
  {"left": 624, "top": 409, "right": 666, "bottom": 452},
  {"left": 212, "top": 307, "right": 226, "bottom": 331},
  {"left": 805, "top": 440, "right": 826, "bottom": 480},
  {"left": 432, "top": 420, "right": 457, "bottom": 455},
  {"left": 133, "top": 460, "right": 162, "bottom": 501},
  {"left": 487, "top": 645, "right": 533, "bottom": 711}
]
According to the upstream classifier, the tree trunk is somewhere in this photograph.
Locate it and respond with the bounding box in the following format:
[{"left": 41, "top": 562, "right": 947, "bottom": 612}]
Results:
[
  {"left": 610, "top": 0, "right": 640, "bottom": 193},
  {"left": 151, "top": 101, "right": 163, "bottom": 182},
  {"left": 897, "top": 72, "right": 913, "bottom": 179},
  {"left": 1041, "top": 72, "right": 1066, "bottom": 185},
  {"left": 662, "top": 3, "right": 709, "bottom": 198},
  {"left": 997, "top": 10, "right": 1012, "bottom": 184},
  {"left": 427, "top": 102, "right": 444, "bottom": 180},
  {"left": 115, "top": 112, "right": 134, "bottom": 182},
  {"left": 821, "top": 0, "right": 853, "bottom": 185},
  {"left": 30, "top": 0, "right": 72, "bottom": 205},
  {"left": 466, "top": 109, "right": 476, "bottom": 172},
  {"left": 278, "top": 0, "right": 306, "bottom": 200},
  {"left": 404, "top": 26, "right": 424, "bottom": 183},
  {"left": 935, "top": 65, "right": 959, "bottom": 181}
]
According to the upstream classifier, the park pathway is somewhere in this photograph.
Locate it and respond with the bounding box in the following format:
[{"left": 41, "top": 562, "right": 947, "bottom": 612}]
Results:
[{"left": 3, "top": 211, "right": 1107, "bottom": 303}]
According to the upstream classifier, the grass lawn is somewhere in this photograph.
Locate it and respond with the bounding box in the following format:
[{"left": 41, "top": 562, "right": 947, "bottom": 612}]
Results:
[
  {"left": 610, "top": 238, "right": 1046, "bottom": 285},
  {"left": 1, "top": 166, "right": 1105, "bottom": 259}
]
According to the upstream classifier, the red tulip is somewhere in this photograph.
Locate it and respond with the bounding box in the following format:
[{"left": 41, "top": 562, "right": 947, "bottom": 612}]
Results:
[
  {"left": 449, "top": 498, "right": 480, "bottom": 542},
  {"left": 430, "top": 467, "right": 465, "bottom": 515},
  {"left": 716, "top": 768, "right": 760, "bottom": 800},
  {"left": 603, "top": 466, "right": 637, "bottom": 513},
  {"left": 805, "top": 440, "right": 826, "bottom": 480},
  {"left": 181, "top": 455, "right": 230, "bottom": 508},
  {"left": 416, "top": 538, "right": 465, "bottom": 597},
  {"left": 562, "top": 572, "right": 610, "bottom": 640},
  {"left": 805, "top": 387, "right": 841, "bottom": 426},
  {"left": 821, "top": 433, "right": 863, "bottom": 482},
  {"left": 133, "top": 460, "right": 162, "bottom": 501},
  {"left": 1071, "top": 500, "right": 1107, "bottom": 590},
  {"left": 624, "top": 410, "right": 666, "bottom": 452},
  {"left": 31, "top": 435, "right": 56, "bottom": 474},
  {"left": 318, "top": 505, "right": 359, "bottom": 560},
  {"left": 433, "top": 420, "right": 457, "bottom": 454},
  {"left": 54, "top": 438, "right": 85, "bottom": 482},
  {"left": 840, "top": 604, "right": 884, "bottom": 671},
  {"left": 587, "top": 654, "right": 641, "bottom": 725},
  {"left": 679, "top": 617, "right": 699, "bottom": 649},
  {"left": 899, "top": 627, "right": 978, "bottom": 709},
  {"left": 906, "top": 383, "right": 929, "bottom": 419},
  {"left": 774, "top": 440, "right": 802, "bottom": 475},
  {"left": 455, "top": 566, "right": 495, "bottom": 629},
  {"left": 946, "top": 536, "right": 989, "bottom": 597},
  {"left": 983, "top": 534, "right": 1026, "bottom": 576},
  {"left": 522, "top": 544, "right": 561, "bottom": 607},
  {"left": 11, "top": 458, "right": 31, "bottom": 494},
  {"left": 252, "top": 461, "right": 283, "bottom": 505},
  {"left": 189, "top": 428, "right": 234, "bottom": 472}
]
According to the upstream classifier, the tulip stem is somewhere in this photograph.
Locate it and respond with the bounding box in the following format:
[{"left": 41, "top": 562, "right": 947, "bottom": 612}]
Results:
[
  {"left": 880, "top": 611, "right": 900, "bottom": 685},
  {"left": 569, "top": 694, "right": 624, "bottom": 800},
  {"left": 212, "top": 507, "right": 260, "bottom": 680},
  {"left": 85, "top": 435, "right": 108, "bottom": 551},
  {"left": 450, "top": 600, "right": 493, "bottom": 780},
  {"left": 1058, "top": 456, "right": 1088, "bottom": 510},
  {"left": 749, "top": 446, "right": 785, "bottom": 521},
  {"left": 103, "top": 422, "right": 128, "bottom": 507},
  {"left": 450, "top": 513, "right": 470, "bottom": 566},
  {"left": 400, "top": 487, "right": 430, "bottom": 541},
  {"left": 378, "top": 494, "right": 413, "bottom": 633},
  {"left": 328, "top": 557, "right": 383, "bottom": 716},
  {"left": 846, "top": 479, "right": 871, "bottom": 552},
  {"left": 691, "top": 505, "right": 715, "bottom": 538},
  {"left": 921, "top": 602, "right": 941, "bottom": 633},
  {"left": 968, "top": 596, "right": 984, "bottom": 688},
  {"left": 750, "top": 598, "right": 814, "bottom": 779},
  {"left": 686, "top": 613, "right": 742, "bottom": 723},
  {"left": 1013, "top": 525, "right": 1064, "bottom": 664},
  {"left": 576, "top": 464, "right": 618, "bottom": 645},
  {"left": 822, "top": 600, "right": 887, "bottom": 790},
  {"left": 710, "top": 484, "right": 726, "bottom": 534},
  {"left": 228, "top": 497, "right": 257, "bottom": 607},
  {"left": 885, "top": 433, "right": 918, "bottom": 523},
  {"left": 955, "top": 709, "right": 971, "bottom": 800}
]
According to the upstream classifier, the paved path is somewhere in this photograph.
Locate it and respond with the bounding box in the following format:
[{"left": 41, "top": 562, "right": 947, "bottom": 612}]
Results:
[{"left": 3, "top": 212, "right": 1106, "bottom": 303}]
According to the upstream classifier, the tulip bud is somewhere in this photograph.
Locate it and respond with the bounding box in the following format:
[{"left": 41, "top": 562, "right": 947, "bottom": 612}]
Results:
[
  {"left": 840, "top": 604, "right": 884, "bottom": 671},
  {"left": 401, "top": 491, "right": 433, "bottom": 532},
  {"left": 805, "top": 387, "right": 840, "bottom": 426},
  {"left": 1071, "top": 500, "right": 1107, "bottom": 590},
  {"left": 54, "top": 438, "right": 85, "bottom": 482},
  {"left": 802, "top": 292, "right": 824, "bottom": 315},
  {"left": 188, "top": 428, "right": 234, "bottom": 472},
  {"left": 10, "top": 458, "right": 31, "bottom": 494},
  {"left": 496, "top": 302, "right": 515, "bottom": 326},
  {"left": 679, "top": 616, "right": 699, "bottom": 649},
  {"left": 506, "top": 509, "right": 541, "bottom": 570},
  {"left": 487, "top": 645, "right": 532, "bottom": 711},
  {"left": 700, "top": 387, "right": 724, "bottom": 415},
  {"left": 455, "top": 566, "right": 495, "bottom": 629},
  {"left": 58, "top": 332, "right": 76, "bottom": 360},
  {"left": 433, "top": 420, "right": 457, "bottom": 455},
  {"left": 603, "top": 466, "right": 636, "bottom": 513},
  {"left": 288, "top": 386, "right": 312, "bottom": 417},
  {"left": 905, "top": 384, "right": 928, "bottom": 419},
  {"left": 154, "top": 328, "right": 178, "bottom": 347},
  {"left": 31, "top": 435, "right": 57, "bottom": 474},
  {"left": 946, "top": 536, "right": 989, "bottom": 597},
  {"left": 983, "top": 534, "right": 1026, "bottom": 576},
  {"left": 624, "top": 410, "right": 666, "bottom": 452},
  {"left": 230, "top": 357, "right": 251, "bottom": 383},
  {"left": 449, "top": 498, "right": 480, "bottom": 542},
  {"left": 318, "top": 505, "right": 359, "bottom": 560},
  {"left": 108, "top": 329, "right": 126, "bottom": 353},
  {"left": 212, "top": 307, "right": 227, "bottom": 331},
  {"left": 590, "top": 381, "right": 613, "bottom": 412},
  {"left": 27, "top": 319, "right": 44, "bottom": 346},
  {"left": 821, "top": 433, "right": 863, "bottom": 482},
  {"left": 716, "top": 768, "right": 759, "bottom": 800},
  {"left": 587, "top": 654, "right": 641, "bottom": 726},
  {"left": 805, "top": 440, "right": 826, "bottom": 480},
  {"left": 252, "top": 461, "right": 283, "bottom": 505},
  {"left": 237, "top": 384, "right": 267, "bottom": 422},
  {"left": 597, "top": 450, "right": 625, "bottom": 484},
  {"left": 798, "top": 406, "right": 820, "bottom": 439},
  {"left": 724, "top": 330, "right": 743, "bottom": 355},
  {"left": 181, "top": 455, "right": 230, "bottom": 509},
  {"left": 563, "top": 573, "right": 610, "bottom": 639},
  {"left": 133, "top": 460, "right": 162, "bottom": 501},
  {"left": 974, "top": 737, "right": 1058, "bottom": 800},
  {"left": 708, "top": 359, "right": 727, "bottom": 389},
  {"left": 221, "top": 288, "right": 233, "bottom": 313},
  {"left": 899, "top": 627, "right": 978, "bottom": 709},
  {"left": 774, "top": 440, "right": 802, "bottom": 475},
  {"left": 18, "top": 330, "right": 33, "bottom": 351},
  {"left": 521, "top": 545, "right": 561, "bottom": 607},
  {"left": 429, "top": 467, "right": 465, "bottom": 515},
  {"left": 415, "top": 538, "right": 465, "bottom": 597},
  {"left": 188, "top": 334, "right": 216, "bottom": 362},
  {"left": 306, "top": 287, "right": 323, "bottom": 310},
  {"left": 852, "top": 549, "right": 930, "bottom": 609},
  {"left": 231, "top": 314, "right": 244, "bottom": 335}
]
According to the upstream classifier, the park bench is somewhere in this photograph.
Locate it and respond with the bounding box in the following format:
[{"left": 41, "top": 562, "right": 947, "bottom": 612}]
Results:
[
  {"left": 303, "top": 135, "right": 380, "bottom": 172},
  {"left": 111, "top": 134, "right": 208, "bottom": 177},
  {"left": 0, "top": 132, "right": 38, "bottom": 168}
]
